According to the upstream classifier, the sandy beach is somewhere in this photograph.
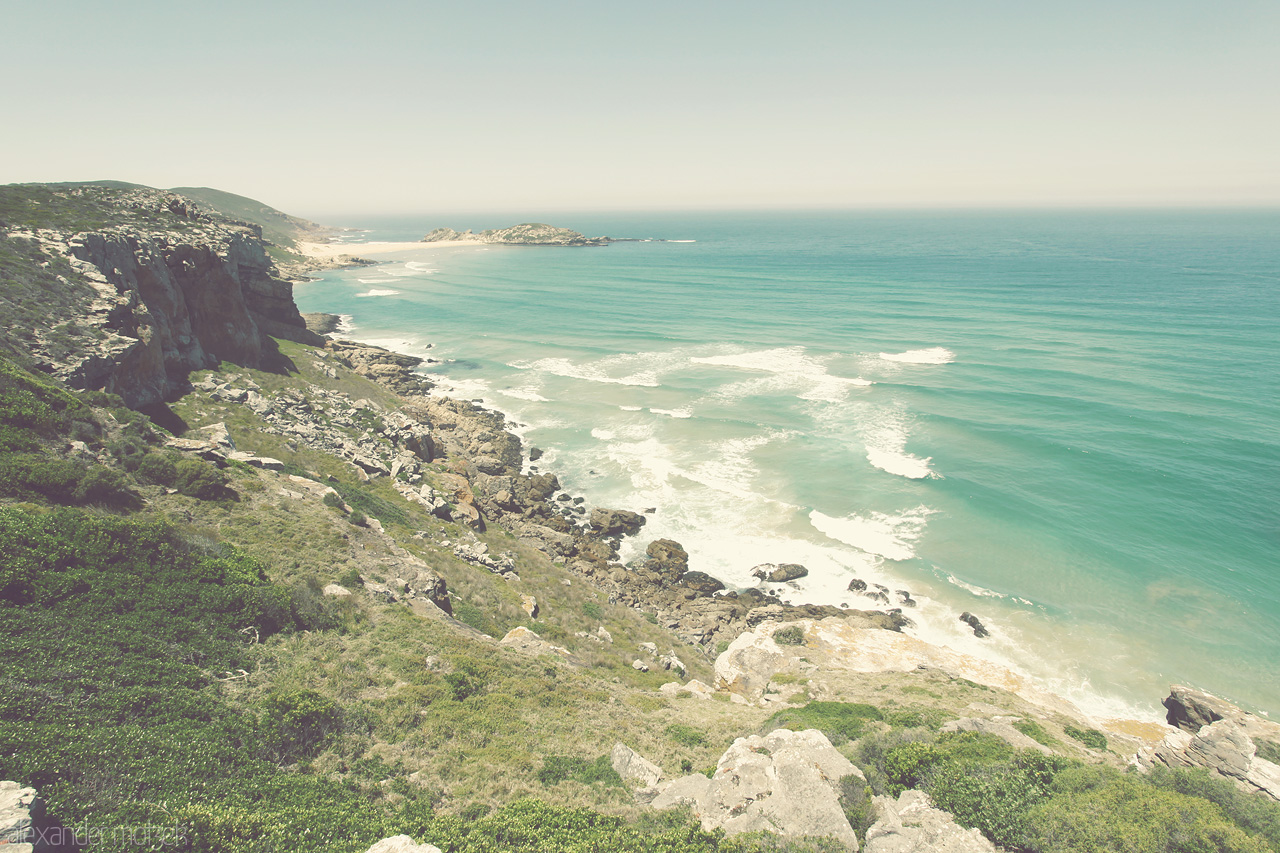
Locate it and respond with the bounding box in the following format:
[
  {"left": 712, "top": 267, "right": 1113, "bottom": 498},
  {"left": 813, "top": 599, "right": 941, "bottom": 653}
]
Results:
[{"left": 296, "top": 239, "right": 482, "bottom": 259}]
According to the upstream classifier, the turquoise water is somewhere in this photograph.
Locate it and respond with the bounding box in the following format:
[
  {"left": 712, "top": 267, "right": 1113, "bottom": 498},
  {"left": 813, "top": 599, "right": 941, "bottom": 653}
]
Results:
[{"left": 296, "top": 210, "right": 1280, "bottom": 719}]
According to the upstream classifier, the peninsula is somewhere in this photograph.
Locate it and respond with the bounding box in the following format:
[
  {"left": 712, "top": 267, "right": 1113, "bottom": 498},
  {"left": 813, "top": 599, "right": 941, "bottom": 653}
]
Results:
[{"left": 422, "top": 223, "right": 612, "bottom": 246}]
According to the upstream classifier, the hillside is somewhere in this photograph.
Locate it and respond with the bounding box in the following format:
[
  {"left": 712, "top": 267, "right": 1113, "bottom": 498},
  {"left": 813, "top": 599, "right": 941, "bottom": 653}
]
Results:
[{"left": 2, "top": 182, "right": 1279, "bottom": 853}]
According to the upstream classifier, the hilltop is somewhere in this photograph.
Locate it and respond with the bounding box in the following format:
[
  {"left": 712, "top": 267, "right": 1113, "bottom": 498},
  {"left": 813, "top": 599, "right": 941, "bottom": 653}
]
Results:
[{"left": 1, "top": 181, "right": 1279, "bottom": 853}]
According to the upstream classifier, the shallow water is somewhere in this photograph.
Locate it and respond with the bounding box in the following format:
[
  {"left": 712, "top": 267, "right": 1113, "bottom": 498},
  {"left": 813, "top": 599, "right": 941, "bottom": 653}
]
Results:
[{"left": 296, "top": 209, "right": 1280, "bottom": 719}]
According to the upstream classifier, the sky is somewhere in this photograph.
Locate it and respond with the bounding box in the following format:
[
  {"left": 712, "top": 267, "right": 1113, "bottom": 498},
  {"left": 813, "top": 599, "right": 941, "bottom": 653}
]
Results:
[{"left": 2, "top": 0, "right": 1278, "bottom": 217}]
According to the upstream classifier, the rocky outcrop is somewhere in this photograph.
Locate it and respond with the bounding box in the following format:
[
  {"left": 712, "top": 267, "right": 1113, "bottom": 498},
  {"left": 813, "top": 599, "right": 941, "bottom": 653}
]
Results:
[
  {"left": 864, "top": 790, "right": 996, "bottom": 853},
  {"left": 3, "top": 186, "right": 322, "bottom": 407},
  {"left": 651, "top": 729, "right": 863, "bottom": 846},
  {"left": 1139, "top": 687, "right": 1280, "bottom": 801},
  {"left": 1, "top": 781, "right": 46, "bottom": 851},
  {"left": 422, "top": 223, "right": 612, "bottom": 247},
  {"left": 941, "top": 718, "right": 1053, "bottom": 755},
  {"left": 752, "top": 563, "right": 808, "bottom": 583},
  {"left": 1163, "top": 684, "right": 1240, "bottom": 733}
]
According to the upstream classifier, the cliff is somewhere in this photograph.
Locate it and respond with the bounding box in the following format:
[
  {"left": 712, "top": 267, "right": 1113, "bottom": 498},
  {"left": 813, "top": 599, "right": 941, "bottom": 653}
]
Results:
[
  {"left": 0, "top": 182, "right": 323, "bottom": 408},
  {"left": 422, "top": 222, "right": 612, "bottom": 246}
]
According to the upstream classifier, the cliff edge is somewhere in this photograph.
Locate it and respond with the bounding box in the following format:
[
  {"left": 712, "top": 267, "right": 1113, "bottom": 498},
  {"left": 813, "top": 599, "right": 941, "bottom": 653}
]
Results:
[{"left": 0, "top": 182, "right": 323, "bottom": 408}]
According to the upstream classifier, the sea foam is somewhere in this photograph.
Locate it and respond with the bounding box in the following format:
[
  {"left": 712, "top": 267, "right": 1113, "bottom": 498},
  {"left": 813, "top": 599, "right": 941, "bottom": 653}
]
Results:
[
  {"left": 880, "top": 347, "right": 956, "bottom": 364},
  {"left": 355, "top": 288, "right": 400, "bottom": 297},
  {"left": 809, "top": 506, "right": 933, "bottom": 562}
]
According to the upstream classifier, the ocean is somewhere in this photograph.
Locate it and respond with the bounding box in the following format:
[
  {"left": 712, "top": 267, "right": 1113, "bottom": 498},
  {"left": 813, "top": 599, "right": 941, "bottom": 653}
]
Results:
[{"left": 293, "top": 209, "right": 1280, "bottom": 720}]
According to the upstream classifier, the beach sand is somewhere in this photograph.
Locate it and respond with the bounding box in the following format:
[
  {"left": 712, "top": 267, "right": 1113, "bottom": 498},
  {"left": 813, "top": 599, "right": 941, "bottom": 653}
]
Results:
[{"left": 297, "top": 239, "right": 481, "bottom": 259}]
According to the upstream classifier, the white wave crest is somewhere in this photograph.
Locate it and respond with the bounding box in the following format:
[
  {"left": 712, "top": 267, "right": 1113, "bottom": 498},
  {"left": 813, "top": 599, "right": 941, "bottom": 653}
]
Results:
[
  {"left": 810, "top": 506, "right": 934, "bottom": 562},
  {"left": 619, "top": 405, "right": 643, "bottom": 411},
  {"left": 355, "top": 288, "right": 400, "bottom": 297},
  {"left": 511, "top": 349, "right": 687, "bottom": 388},
  {"left": 880, "top": 347, "right": 955, "bottom": 364},
  {"left": 860, "top": 405, "right": 940, "bottom": 479},
  {"left": 357, "top": 278, "right": 399, "bottom": 284},
  {"left": 650, "top": 407, "right": 692, "bottom": 419},
  {"left": 405, "top": 262, "right": 437, "bottom": 273},
  {"left": 694, "top": 346, "right": 872, "bottom": 403},
  {"left": 499, "top": 385, "right": 549, "bottom": 402}
]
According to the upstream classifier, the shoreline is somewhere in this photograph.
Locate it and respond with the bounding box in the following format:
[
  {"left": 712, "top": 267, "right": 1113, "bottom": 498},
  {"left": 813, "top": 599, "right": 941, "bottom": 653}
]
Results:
[
  {"left": 292, "top": 311, "right": 1164, "bottom": 732},
  {"left": 297, "top": 238, "right": 485, "bottom": 259}
]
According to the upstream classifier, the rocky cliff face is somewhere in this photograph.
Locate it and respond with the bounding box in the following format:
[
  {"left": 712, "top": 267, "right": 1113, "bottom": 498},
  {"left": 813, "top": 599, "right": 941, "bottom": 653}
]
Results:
[{"left": 0, "top": 185, "right": 322, "bottom": 408}]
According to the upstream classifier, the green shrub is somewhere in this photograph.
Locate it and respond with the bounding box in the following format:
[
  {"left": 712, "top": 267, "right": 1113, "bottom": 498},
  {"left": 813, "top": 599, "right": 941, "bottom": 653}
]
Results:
[
  {"left": 765, "top": 701, "right": 884, "bottom": 746},
  {"left": 667, "top": 723, "right": 709, "bottom": 748},
  {"left": 1022, "top": 765, "right": 1272, "bottom": 853},
  {"left": 134, "top": 451, "right": 178, "bottom": 485},
  {"left": 1013, "top": 719, "right": 1059, "bottom": 748},
  {"left": 173, "top": 457, "right": 229, "bottom": 500},
  {"left": 1147, "top": 765, "right": 1280, "bottom": 851},
  {"left": 536, "top": 754, "right": 623, "bottom": 788},
  {"left": 773, "top": 625, "right": 805, "bottom": 646},
  {"left": 1063, "top": 724, "right": 1108, "bottom": 750},
  {"left": 582, "top": 601, "right": 603, "bottom": 620},
  {"left": 0, "top": 455, "right": 135, "bottom": 507},
  {"left": 322, "top": 490, "right": 345, "bottom": 511},
  {"left": 349, "top": 510, "right": 367, "bottom": 527},
  {"left": 260, "top": 689, "right": 342, "bottom": 764}
]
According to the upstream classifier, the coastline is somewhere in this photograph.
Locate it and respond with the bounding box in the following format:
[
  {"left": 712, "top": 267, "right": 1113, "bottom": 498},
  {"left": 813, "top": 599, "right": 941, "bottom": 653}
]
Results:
[{"left": 289, "top": 238, "right": 1171, "bottom": 733}]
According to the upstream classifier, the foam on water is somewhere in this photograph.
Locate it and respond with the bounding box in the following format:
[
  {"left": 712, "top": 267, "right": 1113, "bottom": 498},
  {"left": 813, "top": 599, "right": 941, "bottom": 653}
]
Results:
[
  {"left": 809, "top": 506, "right": 934, "bottom": 562},
  {"left": 649, "top": 407, "right": 692, "bottom": 418},
  {"left": 858, "top": 404, "right": 940, "bottom": 479},
  {"left": 355, "top": 288, "right": 400, "bottom": 297},
  {"left": 358, "top": 278, "right": 399, "bottom": 284},
  {"left": 880, "top": 347, "right": 956, "bottom": 364},
  {"left": 695, "top": 346, "right": 872, "bottom": 403},
  {"left": 510, "top": 350, "right": 688, "bottom": 387}
]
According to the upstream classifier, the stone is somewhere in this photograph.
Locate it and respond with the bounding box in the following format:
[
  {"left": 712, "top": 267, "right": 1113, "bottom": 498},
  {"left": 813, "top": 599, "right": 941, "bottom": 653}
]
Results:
[
  {"left": 363, "top": 836, "right": 443, "bottom": 853},
  {"left": 864, "top": 790, "right": 996, "bottom": 852},
  {"left": 521, "top": 594, "right": 538, "bottom": 619},
  {"left": 611, "top": 743, "right": 664, "bottom": 788},
  {"left": 714, "top": 627, "right": 785, "bottom": 700},
  {"left": 1163, "top": 685, "right": 1240, "bottom": 733},
  {"left": 1142, "top": 715, "right": 1280, "bottom": 801},
  {"left": 651, "top": 729, "right": 862, "bottom": 845},
  {"left": 632, "top": 659, "right": 650, "bottom": 672},
  {"left": 679, "top": 571, "right": 726, "bottom": 594},
  {"left": 322, "top": 583, "right": 353, "bottom": 597},
  {"left": 959, "top": 612, "right": 989, "bottom": 638},
  {"left": 0, "top": 781, "right": 45, "bottom": 850},
  {"left": 499, "top": 627, "right": 570, "bottom": 658},
  {"left": 751, "top": 563, "right": 809, "bottom": 583},
  {"left": 589, "top": 507, "right": 647, "bottom": 538}
]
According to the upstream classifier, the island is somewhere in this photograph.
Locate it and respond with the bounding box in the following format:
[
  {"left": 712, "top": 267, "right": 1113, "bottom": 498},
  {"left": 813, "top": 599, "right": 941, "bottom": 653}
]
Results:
[{"left": 422, "top": 222, "right": 613, "bottom": 246}]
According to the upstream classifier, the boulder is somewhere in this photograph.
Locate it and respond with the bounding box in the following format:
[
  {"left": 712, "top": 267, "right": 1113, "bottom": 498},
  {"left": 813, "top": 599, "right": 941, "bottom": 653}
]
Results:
[
  {"left": 611, "top": 743, "right": 663, "bottom": 788},
  {"left": 499, "top": 627, "right": 571, "bottom": 659},
  {"left": 679, "top": 571, "right": 725, "bottom": 595},
  {"left": 0, "top": 781, "right": 44, "bottom": 850},
  {"left": 959, "top": 612, "right": 989, "bottom": 638},
  {"left": 521, "top": 594, "right": 538, "bottom": 619},
  {"left": 590, "top": 508, "right": 647, "bottom": 539},
  {"left": 322, "top": 583, "right": 353, "bottom": 597},
  {"left": 651, "top": 729, "right": 862, "bottom": 845},
  {"left": 714, "top": 628, "right": 785, "bottom": 701},
  {"left": 363, "top": 836, "right": 442, "bottom": 853},
  {"left": 751, "top": 563, "right": 809, "bottom": 583},
  {"left": 1164, "top": 685, "right": 1239, "bottom": 733},
  {"left": 864, "top": 790, "right": 996, "bottom": 852}
]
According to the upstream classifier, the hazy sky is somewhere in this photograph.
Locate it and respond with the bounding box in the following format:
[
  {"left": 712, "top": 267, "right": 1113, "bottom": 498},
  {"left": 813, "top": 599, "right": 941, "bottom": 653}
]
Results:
[{"left": 3, "top": 0, "right": 1278, "bottom": 216}]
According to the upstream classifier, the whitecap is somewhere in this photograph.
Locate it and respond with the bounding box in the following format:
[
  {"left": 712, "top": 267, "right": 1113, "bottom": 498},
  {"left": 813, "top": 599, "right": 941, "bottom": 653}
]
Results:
[
  {"left": 499, "top": 386, "right": 549, "bottom": 402},
  {"left": 944, "top": 574, "right": 1009, "bottom": 599},
  {"left": 510, "top": 350, "right": 687, "bottom": 387},
  {"left": 694, "top": 346, "right": 871, "bottom": 403},
  {"left": 355, "top": 288, "right": 400, "bottom": 297},
  {"left": 357, "top": 278, "right": 399, "bottom": 284},
  {"left": 859, "top": 405, "right": 940, "bottom": 479},
  {"left": 650, "top": 407, "right": 692, "bottom": 419},
  {"left": 405, "top": 262, "right": 438, "bottom": 273},
  {"left": 809, "top": 506, "right": 933, "bottom": 562},
  {"left": 880, "top": 347, "right": 955, "bottom": 365},
  {"left": 619, "top": 405, "right": 643, "bottom": 411}
]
